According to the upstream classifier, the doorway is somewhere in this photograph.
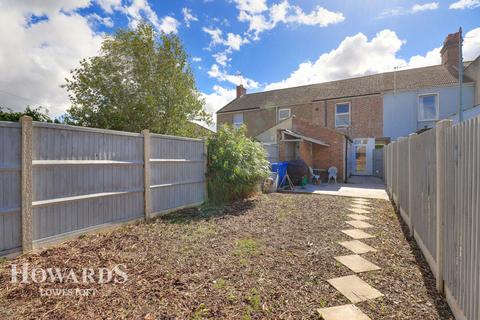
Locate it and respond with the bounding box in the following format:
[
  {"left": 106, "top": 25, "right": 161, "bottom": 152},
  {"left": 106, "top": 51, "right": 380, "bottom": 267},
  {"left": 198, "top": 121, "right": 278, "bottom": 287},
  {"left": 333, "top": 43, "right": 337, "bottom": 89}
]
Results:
[{"left": 353, "top": 138, "right": 374, "bottom": 175}]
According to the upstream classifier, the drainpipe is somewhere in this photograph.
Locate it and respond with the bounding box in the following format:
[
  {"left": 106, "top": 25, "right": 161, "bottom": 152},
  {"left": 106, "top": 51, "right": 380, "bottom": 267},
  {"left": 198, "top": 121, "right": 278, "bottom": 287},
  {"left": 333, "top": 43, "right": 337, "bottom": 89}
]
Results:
[{"left": 324, "top": 100, "right": 327, "bottom": 127}]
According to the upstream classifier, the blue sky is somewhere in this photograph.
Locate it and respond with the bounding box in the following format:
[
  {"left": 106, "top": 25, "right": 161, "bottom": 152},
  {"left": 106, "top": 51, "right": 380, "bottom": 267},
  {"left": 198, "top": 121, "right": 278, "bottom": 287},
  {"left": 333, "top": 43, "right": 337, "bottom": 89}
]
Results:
[{"left": 0, "top": 0, "right": 479, "bottom": 126}]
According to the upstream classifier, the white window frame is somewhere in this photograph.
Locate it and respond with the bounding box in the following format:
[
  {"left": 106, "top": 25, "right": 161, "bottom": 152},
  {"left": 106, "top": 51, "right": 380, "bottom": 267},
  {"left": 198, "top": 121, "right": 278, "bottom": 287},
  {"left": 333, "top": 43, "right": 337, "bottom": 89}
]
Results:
[
  {"left": 232, "top": 113, "right": 243, "bottom": 128},
  {"left": 335, "top": 102, "right": 351, "bottom": 128},
  {"left": 417, "top": 93, "right": 439, "bottom": 122},
  {"left": 278, "top": 108, "right": 291, "bottom": 122}
]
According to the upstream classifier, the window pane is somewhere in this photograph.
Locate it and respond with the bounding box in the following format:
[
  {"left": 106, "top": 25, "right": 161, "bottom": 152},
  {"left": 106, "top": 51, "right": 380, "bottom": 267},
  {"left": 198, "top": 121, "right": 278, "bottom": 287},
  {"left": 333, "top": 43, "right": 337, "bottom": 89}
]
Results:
[
  {"left": 336, "top": 103, "right": 349, "bottom": 114},
  {"left": 336, "top": 114, "right": 350, "bottom": 126},
  {"left": 233, "top": 113, "right": 243, "bottom": 127},
  {"left": 419, "top": 95, "right": 437, "bottom": 120},
  {"left": 278, "top": 108, "right": 290, "bottom": 120}
]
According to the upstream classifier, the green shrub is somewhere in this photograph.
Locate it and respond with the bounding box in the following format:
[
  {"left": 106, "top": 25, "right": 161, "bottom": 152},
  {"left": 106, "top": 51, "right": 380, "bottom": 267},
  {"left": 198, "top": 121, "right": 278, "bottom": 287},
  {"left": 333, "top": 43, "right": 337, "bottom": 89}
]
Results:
[{"left": 207, "top": 124, "right": 269, "bottom": 204}]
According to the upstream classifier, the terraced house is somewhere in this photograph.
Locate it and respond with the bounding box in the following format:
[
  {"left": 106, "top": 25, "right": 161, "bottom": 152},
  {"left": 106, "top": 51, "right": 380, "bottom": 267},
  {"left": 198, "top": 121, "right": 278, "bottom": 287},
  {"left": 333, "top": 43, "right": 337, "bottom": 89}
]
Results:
[{"left": 216, "top": 31, "right": 480, "bottom": 182}]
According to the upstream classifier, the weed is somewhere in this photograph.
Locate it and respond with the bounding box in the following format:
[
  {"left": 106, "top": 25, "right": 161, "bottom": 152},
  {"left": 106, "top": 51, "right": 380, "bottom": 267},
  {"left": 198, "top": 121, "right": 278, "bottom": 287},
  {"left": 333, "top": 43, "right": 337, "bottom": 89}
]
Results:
[
  {"left": 319, "top": 298, "right": 327, "bottom": 308},
  {"left": 192, "top": 303, "right": 210, "bottom": 319},
  {"left": 335, "top": 261, "right": 342, "bottom": 268},
  {"left": 234, "top": 238, "right": 262, "bottom": 266},
  {"left": 213, "top": 277, "right": 227, "bottom": 290}
]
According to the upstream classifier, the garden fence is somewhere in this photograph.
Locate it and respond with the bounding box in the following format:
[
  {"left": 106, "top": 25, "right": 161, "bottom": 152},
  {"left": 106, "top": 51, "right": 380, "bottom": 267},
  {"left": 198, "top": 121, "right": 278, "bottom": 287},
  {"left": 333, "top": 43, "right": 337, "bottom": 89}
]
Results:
[
  {"left": 0, "top": 117, "right": 206, "bottom": 257},
  {"left": 384, "top": 117, "right": 480, "bottom": 320}
]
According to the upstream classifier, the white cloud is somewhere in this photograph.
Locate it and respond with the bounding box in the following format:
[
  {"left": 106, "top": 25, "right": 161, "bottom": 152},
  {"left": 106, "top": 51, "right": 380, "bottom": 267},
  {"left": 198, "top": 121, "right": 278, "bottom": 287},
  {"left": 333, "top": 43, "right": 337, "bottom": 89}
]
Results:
[
  {"left": 234, "top": 0, "right": 268, "bottom": 14},
  {"left": 411, "top": 2, "right": 439, "bottom": 12},
  {"left": 265, "top": 30, "right": 405, "bottom": 90},
  {"left": 203, "top": 27, "right": 224, "bottom": 46},
  {"left": 463, "top": 27, "right": 480, "bottom": 60},
  {"left": 449, "top": 0, "right": 480, "bottom": 9},
  {"left": 213, "top": 52, "right": 230, "bottom": 66},
  {"left": 192, "top": 56, "right": 202, "bottom": 62},
  {"left": 235, "top": 0, "right": 345, "bottom": 39},
  {"left": 224, "top": 33, "right": 250, "bottom": 50},
  {"left": 0, "top": 1, "right": 102, "bottom": 116},
  {"left": 159, "top": 16, "right": 180, "bottom": 34},
  {"left": 208, "top": 64, "right": 259, "bottom": 89},
  {"left": 119, "top": 0, "right": 179, "bottom": 34},
  {"left": 87, "top": 13, "right": 114, "bottom": 28},
  {"left": 201, "top": 85, "right": 236, "bottom": 129},
  {"left": 264, "top": 27, "right": 480, "bottom": 91},
  {"left": 182, "top": 7, "right": 198, "bottom": 27},
  {"left": 379, "top": 2, "right": 439, "bottom": 18},
  {"left": 95, "top": 0, "right": 122, "bottom": 13}
]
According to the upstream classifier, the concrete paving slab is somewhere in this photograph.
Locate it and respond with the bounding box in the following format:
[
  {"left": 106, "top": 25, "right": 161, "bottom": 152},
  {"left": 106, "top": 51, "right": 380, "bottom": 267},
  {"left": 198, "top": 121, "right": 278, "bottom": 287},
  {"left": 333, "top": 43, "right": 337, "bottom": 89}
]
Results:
[
  {"left": 346, "top": 214, "right": 371, "bottom": 221},
  {"left": 338, "top": 240, "right": 377, "bottom": 254},
  {"left": 348, "top": 208, "right": 371, "bottom": 214},
  {"left": 352, "top": 198, "right": 370, "bottom": 203},
  {"left": 327, "top": 275, "right": 383, "bottom": 303},
  {"left": 350, "top": 204, "right": 370, "bottom": 210},
  {"left": 334, "top": 254, "right": 381, "bottom": 273},
  {"left": 341, "top": 229, "right": 375, "bottom": 239},
  {"left": 317, "top": 304, "right": 371, "bottom": 320},
  {"left": 346, "top": 220, "right": 373, "bottom": 229}
]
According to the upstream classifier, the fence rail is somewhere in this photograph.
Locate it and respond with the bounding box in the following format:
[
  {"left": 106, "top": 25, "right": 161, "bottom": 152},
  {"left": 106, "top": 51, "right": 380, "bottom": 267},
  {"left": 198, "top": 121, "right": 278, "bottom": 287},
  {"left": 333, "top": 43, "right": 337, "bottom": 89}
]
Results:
[
  {"left": 384, "top": 117, "right": 480, "bottom": 320},
  {"left": 0, "top": 118, "right": 206, "bottom": 257}
]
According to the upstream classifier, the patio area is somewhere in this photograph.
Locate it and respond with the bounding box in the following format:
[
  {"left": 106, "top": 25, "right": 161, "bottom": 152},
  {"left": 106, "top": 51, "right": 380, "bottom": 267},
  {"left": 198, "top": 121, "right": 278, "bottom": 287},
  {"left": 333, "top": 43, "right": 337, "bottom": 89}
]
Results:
[{"left": 284, "top": 176, "right": 389, "bottom": 200}]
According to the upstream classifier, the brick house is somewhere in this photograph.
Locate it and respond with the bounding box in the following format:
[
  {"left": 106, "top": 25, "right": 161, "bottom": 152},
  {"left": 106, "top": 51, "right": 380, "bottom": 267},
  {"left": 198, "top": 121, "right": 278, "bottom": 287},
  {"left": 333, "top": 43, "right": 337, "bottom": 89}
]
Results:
[{"left": 216, "top": 31, "right": 480, "bottom": 181}]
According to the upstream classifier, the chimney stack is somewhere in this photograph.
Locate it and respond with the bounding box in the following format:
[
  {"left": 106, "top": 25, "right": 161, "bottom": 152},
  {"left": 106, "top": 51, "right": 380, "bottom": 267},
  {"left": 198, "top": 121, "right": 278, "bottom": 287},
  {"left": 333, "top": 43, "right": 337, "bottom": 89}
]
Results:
[
  {"left": 236, "top": 84, "right": 246, "bottom": 98},
  {"left": 440, "top": 32, "right": 460, "bottom": 70}
]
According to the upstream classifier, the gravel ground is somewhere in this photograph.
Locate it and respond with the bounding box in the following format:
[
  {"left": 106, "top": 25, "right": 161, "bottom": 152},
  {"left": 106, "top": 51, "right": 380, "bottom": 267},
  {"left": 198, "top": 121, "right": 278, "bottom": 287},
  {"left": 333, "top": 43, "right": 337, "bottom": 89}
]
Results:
[{"left": 0, "top": 193, "right": 453, "bottom": 319}]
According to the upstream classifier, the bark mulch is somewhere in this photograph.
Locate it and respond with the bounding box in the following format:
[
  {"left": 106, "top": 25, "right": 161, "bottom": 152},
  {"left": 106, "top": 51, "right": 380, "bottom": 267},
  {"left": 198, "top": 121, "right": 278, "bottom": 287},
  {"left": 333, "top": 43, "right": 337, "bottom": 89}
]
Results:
[{"left": 0, "top": 193, "right": 453, "bottom": 319}]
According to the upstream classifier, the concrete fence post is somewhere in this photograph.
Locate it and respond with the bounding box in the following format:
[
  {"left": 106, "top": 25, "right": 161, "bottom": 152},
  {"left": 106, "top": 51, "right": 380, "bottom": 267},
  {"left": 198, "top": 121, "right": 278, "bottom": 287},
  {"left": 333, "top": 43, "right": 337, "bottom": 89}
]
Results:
[
  {"left": 142, "top": 129, "right": 152, "bottom": 220},
  {"left": 435, "top": 119, "right": 452, "bottom": 294},
  {"left": 20, "top": 116, "right": 33, "bottom": 253},
  {"left": 407, "top": 133, "right": 416, "bottom": 238},
  {"left": 203, "top": 139, "right": 208, "bottom": 202}
]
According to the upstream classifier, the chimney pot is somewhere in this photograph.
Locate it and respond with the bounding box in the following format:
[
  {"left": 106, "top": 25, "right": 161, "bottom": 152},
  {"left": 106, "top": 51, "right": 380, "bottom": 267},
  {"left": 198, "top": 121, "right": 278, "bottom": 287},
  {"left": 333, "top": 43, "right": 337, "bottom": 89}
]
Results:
[{"left": 236, "top": 84, "right": 246, "bottom": 98}]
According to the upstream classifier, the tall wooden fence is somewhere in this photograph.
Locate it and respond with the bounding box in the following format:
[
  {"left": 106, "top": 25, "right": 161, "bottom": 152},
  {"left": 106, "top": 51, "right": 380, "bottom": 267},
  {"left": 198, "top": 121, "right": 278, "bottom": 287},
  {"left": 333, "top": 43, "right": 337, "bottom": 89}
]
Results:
[
  {"left": 0, "top": 118, "right": 206, "bottom": 257},
  {"left": 384, "top": 117, "right": 480, "bottom": 320}
]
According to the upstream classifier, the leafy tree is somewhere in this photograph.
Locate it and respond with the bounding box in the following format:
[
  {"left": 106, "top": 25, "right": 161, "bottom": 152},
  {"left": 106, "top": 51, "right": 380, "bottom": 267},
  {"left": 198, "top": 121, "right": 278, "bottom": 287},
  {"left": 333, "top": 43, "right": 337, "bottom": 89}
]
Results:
[
  {"left": 207, "top": 125, "right": 270, "bottom": 204},
  {"left": 0, "top": 106, "right": 54, "bottom": 122},
  {"left": 64, "top": 22, "right": 210, "bottom": 136}
]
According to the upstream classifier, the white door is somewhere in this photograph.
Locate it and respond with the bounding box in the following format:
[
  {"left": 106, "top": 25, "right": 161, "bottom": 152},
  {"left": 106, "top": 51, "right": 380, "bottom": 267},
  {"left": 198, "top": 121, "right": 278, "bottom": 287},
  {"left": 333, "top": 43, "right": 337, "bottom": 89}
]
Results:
[{"left": 353, "top": 138, "right": 374, "bottom": 175}]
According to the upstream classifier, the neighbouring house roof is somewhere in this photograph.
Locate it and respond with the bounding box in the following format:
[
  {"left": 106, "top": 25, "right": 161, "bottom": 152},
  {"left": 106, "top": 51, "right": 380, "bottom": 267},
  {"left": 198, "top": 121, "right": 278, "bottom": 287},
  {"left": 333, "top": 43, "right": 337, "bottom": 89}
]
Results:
[
  {"left": 281, "top": 129, "right": 330, "bottom": 147},
  {"left": 217, "top": 63, "right": 474, "bottom": 114}
]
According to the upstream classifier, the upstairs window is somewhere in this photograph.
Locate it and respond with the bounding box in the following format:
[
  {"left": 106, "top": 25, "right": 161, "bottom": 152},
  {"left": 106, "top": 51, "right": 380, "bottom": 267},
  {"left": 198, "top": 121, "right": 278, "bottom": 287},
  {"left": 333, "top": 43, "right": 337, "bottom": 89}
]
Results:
[
  {"left": 278, "top": 108, "right": 291, "bottom": 121},
  {"left": 335, "top": 103, "right": 350, "bottom": 127},
  {"left": 418, "top": 94, "right": 438, "bottom": 121},
  {"left": 233, "top": 113, "right": 243, "bottom": 128}
]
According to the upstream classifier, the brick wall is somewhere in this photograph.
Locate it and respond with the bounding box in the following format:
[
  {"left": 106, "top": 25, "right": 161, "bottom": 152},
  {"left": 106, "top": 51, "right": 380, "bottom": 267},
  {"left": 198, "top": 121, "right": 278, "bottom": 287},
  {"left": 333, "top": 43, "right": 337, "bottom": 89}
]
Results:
[
  {"left": 324, "top": 95, "right": 383, "bottom": 139},
  {"left": 292, "top": 118, "right": 346, "bottom": 182},
  {"left": 217, "top": 108, "right": 276, "bottom": 137}
]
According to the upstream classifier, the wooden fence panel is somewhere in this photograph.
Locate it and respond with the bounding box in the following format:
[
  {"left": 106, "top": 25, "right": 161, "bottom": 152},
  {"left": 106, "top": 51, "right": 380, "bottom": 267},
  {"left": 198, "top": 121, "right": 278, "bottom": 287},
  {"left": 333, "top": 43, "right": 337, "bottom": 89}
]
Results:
[
  {"left": 31, "top": 123, "right": 145, "bottom": 243},
  {"left": 397, "top": 138, "right": 409, "bottom": 220},
  {"left": 411, "top": 128, "right": 437, "bottom": 270},
  {"left": 385, "top": 116, "right": 479, "bottom": 320},
  {"left": 0, "top": 122, "right": 22, "bottom": 256},
  {"left": 444, "top": 116, "right": 480, "bottom": 320},
  {"left": 0, "top": 120, "right": 207, "bottom": 255},
  {"left": 149, "top": 134, "right": 205, "bottom": 216}
]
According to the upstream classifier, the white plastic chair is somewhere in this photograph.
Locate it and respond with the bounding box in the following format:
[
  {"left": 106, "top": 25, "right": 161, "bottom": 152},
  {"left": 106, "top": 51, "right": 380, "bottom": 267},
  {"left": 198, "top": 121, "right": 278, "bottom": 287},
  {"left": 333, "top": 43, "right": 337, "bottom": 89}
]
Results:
[{"left": 328, "top": 166, "right": 338, "bottom": 184}]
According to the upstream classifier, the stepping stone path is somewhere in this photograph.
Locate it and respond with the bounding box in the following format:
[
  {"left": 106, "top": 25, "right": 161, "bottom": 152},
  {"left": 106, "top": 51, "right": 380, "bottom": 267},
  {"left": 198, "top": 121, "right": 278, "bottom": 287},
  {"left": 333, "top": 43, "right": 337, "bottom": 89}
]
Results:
[
  {"left": 345, "top": 220, "right": 373, "bottom": 229},
  {"left": 338, "top": 240, "right": 377, "bottom": 254},
  {"left": 334, "top": 254, "right": 381, "bottom": 273},
  {"left": 348, "top": 208, "right": 371, "bottom": 214},
  {"left": 318, "top": 304, "right": 371, "bottom": 320},
  {"left": 347, "top": 213, "right": 371, "bottom": 221},
  {"left": 350, "top": 204, "right": 370, "bottom": 210},
  {"left": 328, "top": 275, "right": 384, "bottom": 303},
  {"left": 341, "top": 229, "right": 375, "bottom": 239},
  {"left": 322, "top": 197, "right": 384, "bottom": 318}
]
